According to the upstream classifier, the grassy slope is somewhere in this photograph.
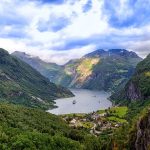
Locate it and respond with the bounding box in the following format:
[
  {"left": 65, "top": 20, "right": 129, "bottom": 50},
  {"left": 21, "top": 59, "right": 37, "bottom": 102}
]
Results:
[
  {"left": 0, "top": 48, "right": 73, "bottom": 110},
  {"left": 107, "top": 107, "right": 128, "bottom": 123},
  {"left": 108, "top": 100, "right": 150, "bottom": 149}
]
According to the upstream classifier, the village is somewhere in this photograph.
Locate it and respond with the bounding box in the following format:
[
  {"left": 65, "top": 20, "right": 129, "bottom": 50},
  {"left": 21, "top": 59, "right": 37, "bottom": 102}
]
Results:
[{"left": 61, "top": 106, "right": 128, "bottom": 136}]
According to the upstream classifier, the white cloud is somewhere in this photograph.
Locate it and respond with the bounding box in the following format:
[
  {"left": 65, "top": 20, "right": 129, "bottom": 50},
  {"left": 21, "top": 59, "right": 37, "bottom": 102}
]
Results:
[
  {"left": 126, "top": 40, "right": 150, "bottom": 58},
  {"left": 0, "top": 0, "right": 150, "bottom": 64},
  {"left": 35, "top": 45, "right": 96, "bottom": 65},
  {"left": 0, "top": 37, "right": 95, "bottom": 64}
]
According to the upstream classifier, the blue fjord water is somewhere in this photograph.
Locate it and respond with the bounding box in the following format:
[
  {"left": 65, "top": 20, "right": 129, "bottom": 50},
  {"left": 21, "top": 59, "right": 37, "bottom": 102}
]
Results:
[{"left": 48, "top": 89, "right": 112, "bottom": 115}]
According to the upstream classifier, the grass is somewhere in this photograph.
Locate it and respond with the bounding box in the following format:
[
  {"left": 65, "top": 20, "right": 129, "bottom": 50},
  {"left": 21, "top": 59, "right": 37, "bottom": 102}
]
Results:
[
  {"left": 107, "top": 116, "right": 127, "bottom": 123},
  {"left": 109, "top": 106, "right": 128, "bottom": 118},
  {"left": 145, "top": 71, "right": 150, "bottom": 77},
  {"left": 97, "top": 109, "right": 105, "bottom": 114},
  {"left": 97, "top": 107, "right": 128, "bottom": 124},
  {"left": 77, "top": 58, "right": 100, "bottom": 75},
  {"left": 106, "top": 107, "right": 128, "bottom": 123}
]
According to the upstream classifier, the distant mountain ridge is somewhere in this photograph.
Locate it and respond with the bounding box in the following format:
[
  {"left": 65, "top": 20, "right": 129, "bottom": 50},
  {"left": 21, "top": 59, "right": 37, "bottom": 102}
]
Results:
[
  {"left": 12, "top": 49, "right": 142, "bottom": 92},
  {"left": 84, "top": 49, "right": 139, "bottom": 58},
  {"left": 0, "top": 48, "right": 73, "bottom": 110},
  {"left": 12, "top": 51, "right": 63, "bottom": 82}
]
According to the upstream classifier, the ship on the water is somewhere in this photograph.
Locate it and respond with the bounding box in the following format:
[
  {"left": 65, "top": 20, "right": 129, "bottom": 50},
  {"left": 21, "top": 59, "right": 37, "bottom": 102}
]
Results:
[{"left": 73, "top": 100, "right": 76, "bottom": 104}]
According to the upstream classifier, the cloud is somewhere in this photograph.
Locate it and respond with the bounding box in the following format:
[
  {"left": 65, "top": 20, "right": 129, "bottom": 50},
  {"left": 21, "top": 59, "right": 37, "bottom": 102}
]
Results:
[
  {"left": 37, "top": 16, "right": 70, "bottom": 32},
  {"left": 0, "top": 26, "right": 27, "bottom": 38},
  {"left": 0, "top": 0, "right": 150, "bottom": 64},
  {"left": 36, "top": 45, "right": 96, "bottom": 65},
  {"left": 82, "top": 0, "right": 92, "bottom": 13},
  {"left": 102, "top": 0, "right": 150, "bottom": 28},
  {"left": 34, "top": 0, "right": 65, "bottom": 5},
  {"left": 0, "top": 37, "right": 95, "bottom": 64}
]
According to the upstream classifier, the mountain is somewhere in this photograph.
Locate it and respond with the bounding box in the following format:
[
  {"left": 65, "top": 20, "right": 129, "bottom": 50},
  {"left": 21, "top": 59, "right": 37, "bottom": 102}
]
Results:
[
  {"left": 8, "top": 50, "right": 150, "bottom": 150},
  {"left": 13, "top": 49, "right": 142, "bottom": 92},
  {"left": 0, "top": 48, "right": 73, "bottom": 110},
  {"left": 69, "top": 49, "right": 142, "bottom": 91},
  {"left": 84, "top": 49, "right": 140, "bottom": 58},
  {"left": 106, "top": 53, "right": 150, "bottom": 149},
  {"left": 111, "top": 53, "right": 150, "bottom": 104},
  {"left": 12, "top": 51, "right": 64, "bottom": 82},
  {"left": 53, "top": 49, "right": 142, "bottom": 91}
]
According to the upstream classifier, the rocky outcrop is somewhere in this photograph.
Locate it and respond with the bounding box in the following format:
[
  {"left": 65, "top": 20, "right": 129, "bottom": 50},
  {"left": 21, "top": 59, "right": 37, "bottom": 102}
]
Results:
[
  {"left": 126, "top": 82, "right": 142, "bottom": 101},
  {"left": 131, "top": 111, "right": 150, "bottom": 150}
]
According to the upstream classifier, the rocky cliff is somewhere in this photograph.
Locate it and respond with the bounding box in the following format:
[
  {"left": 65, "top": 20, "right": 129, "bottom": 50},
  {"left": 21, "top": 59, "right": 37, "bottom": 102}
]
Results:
[
  {"left": 126, "top": 82, "right": 142, "bottom": 101},
  {"left": 129, "top": 110, "right": 150, "bottom": 150}
]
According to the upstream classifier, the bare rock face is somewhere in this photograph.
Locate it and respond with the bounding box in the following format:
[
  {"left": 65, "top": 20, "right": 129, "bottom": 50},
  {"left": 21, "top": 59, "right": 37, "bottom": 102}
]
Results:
[
  {"left": 126, "top": 82, "right": 142, "bottom": 101},
  {"left": 134, "top": 111, "right": 150, "bottom": 150}
]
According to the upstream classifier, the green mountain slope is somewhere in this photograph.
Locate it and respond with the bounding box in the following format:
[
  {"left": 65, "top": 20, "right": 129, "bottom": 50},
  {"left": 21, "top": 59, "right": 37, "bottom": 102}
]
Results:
[
  {"left": 0, "top": 48, "right": 73, "bottom": 110},
  {"left": 80, "top": 49, "right": 142, "bottom": 91},
  {"left": 0, "top": 103, "right": 114, "bottom": 150},
  {"left": 0, "top": 103, "right": 83, "bottom": 149},
  {"left": 105, "top": 54, "right": 150, "bottom": 149},
  {"left": 13, "top": 49, "right": 142, "bottom": 92},
  {"left": 57, "top": 49, "right": 142, "bottom": 92},
  {"left": 111, "top": 54, "right": 150, "bottom": 104},
  {"left": 12, "top": 51, "right": 64, "bottom": 83},
  {"left": 106, "top": 101, "right": 150, "bottom": 149}
]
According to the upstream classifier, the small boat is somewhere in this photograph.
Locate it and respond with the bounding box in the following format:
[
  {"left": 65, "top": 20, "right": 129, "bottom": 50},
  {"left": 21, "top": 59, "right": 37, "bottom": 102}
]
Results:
[{"left": 73, "top": 100, "right": 76, "bottom": 104}]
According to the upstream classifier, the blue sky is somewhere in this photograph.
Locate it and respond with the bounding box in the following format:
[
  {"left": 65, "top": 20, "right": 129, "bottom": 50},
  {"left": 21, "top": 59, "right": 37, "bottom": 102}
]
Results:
[{"left": 0, "top": 0, "right": 150, "bottom": 64}]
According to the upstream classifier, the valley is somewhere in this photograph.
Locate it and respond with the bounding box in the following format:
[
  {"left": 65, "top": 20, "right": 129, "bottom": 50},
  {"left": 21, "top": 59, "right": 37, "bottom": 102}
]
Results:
[
  {"left": 1, "top": 0, "right": 150, "bottom": 149},
  {"left": 0, "top": 48, "right": 150, "bottom": 150}
]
